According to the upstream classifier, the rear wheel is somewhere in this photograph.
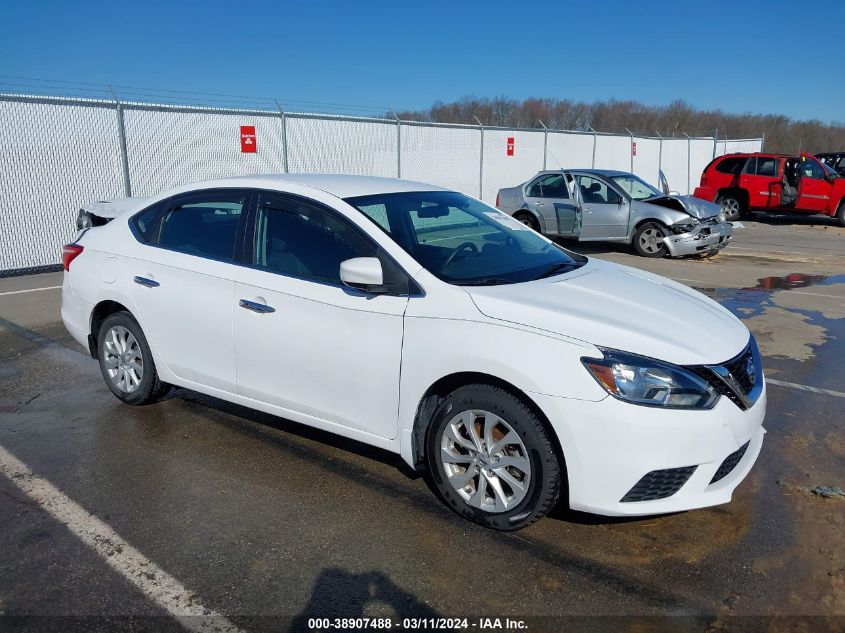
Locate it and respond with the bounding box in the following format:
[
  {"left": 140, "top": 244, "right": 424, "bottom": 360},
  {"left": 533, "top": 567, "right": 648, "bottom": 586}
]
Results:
[
  {"left": 97, "top": 312, "right": 170, "bottom": 405},
  {"left": 716, "top": 194, "right": 745, "bottom": 221},
  {"left": 837, "top": 200, "right": 845, "bottom": 227},
  {"left": 633, "top": 222, "right": 668, "bottom": 258},
  {"left": 513, "top": 210, "right": 541, "bottom": 232},
  {"left": 425, "top": 384, "right": 562, "bottom": 531}
]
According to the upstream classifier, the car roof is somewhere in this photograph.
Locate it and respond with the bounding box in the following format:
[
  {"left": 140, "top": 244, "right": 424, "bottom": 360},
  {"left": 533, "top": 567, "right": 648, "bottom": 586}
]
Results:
[
  {"left": 535, "top": 168, "right": 632, "bottom": 177},
  {"left": 170, "top": 173, "right": 449, "bottom": 199}
]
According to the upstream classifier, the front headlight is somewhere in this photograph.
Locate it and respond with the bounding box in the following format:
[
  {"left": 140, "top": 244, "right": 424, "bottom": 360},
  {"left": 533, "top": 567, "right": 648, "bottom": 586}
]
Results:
[
  {"left": 582, "top": 349, "right": 719, "bottom": 409},
  {"left": 671, "top": 217, "right": 699, "bottom": 234}
]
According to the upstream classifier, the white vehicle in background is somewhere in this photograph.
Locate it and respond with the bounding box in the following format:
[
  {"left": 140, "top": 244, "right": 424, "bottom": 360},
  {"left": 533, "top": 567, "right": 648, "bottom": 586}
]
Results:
[
  {"left": 62, "top": 174, "right": 765, "bottom": 530},
  {"left": 496, "top": 169, "right": 733, "bottom": 258}
]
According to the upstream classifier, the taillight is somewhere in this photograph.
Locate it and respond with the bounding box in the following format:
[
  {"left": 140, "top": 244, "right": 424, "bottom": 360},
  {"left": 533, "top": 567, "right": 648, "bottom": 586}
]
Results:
[
  {"left": 495, "top": 192, "right": 500, "bottom": 207},
  {"left": 62, "top": 244, "right": 84, "bottom": 271},
  {"left": 700, "top": 173, "right": 708, "bottom": 187}
]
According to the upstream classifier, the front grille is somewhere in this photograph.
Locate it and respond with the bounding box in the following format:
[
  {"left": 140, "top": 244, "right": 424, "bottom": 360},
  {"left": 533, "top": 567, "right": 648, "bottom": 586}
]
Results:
[
  {"left": 689, "top": 337, "right": 761, "bottom": 411},
  {"left": 710, "top": 441, "right": 750, "bottom": 484},
  {"left": 621, "top": 466, "right": 697, "bottom": 503}
]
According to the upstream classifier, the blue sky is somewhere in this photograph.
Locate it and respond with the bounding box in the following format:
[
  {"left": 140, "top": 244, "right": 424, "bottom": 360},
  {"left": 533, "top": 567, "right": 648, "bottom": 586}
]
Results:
[{"left": 1, "top": 0, "right": 843, "bottom": 123}]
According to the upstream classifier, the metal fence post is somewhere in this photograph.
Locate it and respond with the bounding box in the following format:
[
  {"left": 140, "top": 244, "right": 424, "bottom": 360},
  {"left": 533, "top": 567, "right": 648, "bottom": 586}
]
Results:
[
  {"left": 109, "top": 86, "right": 132, "bottom": 197},
  {"left": 588, "top": 126, "right": 597, "bottom": 168},
  {"left": 656, "top": 131, "right": 663, "bottom": 185},
  {"left": 713, "top": 128, "right": 718, "bottom": 159},
  {"left": 761, "top": 132, "right": 765, "bottom": 152},
  {"left": 394, "top": 114, "right": 402, "bottom": 178},
  {"left": 625, "top": 127, "right": 634, "bottom": 173},
  {"left": 474, "top": 116, "right": 484, "bottom": 200},
  {"left": 538, "top": 120, "right": 548, "bottom": 170},
  {"left": 683, "top": 133, "right": 691, "bottom": 195},
  {"left": 273, "top": 99, "right": 289, "bottom": 173}
]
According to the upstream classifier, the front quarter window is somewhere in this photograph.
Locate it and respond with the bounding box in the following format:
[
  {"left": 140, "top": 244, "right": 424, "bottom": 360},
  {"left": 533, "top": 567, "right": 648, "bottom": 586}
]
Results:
[{"left": 345, "top": 190, "right": 586, "bottom": 285}]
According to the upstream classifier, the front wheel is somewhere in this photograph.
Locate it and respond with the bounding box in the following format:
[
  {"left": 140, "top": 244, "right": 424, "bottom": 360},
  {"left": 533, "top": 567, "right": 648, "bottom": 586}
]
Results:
[
  {"left": 633, "top": 222, "right": 668, "bottom": 258},
  {"left": 97, "top": 312, "right": 170, "bottom": 405},
  {"left": 425, "top": 385, "right": 562, "bottom": 531}
]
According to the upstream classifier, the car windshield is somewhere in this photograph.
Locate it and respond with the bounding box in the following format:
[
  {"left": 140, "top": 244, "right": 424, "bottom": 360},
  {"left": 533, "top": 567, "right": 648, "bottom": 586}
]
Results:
[
  {"left": 819, "top": 160, "right": 839, "bottom": 177},
  {"left": 609, "top": 174, "right": 663, "bottom": 201},
  {"left": 344, "top": 191, "right": 587, "bottom": 285}
]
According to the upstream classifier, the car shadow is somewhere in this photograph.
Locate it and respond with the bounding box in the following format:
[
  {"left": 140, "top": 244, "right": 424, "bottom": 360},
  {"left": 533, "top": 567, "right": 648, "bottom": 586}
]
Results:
[{"left": 746, "top": 211, "right": 841, "bottom": 228}]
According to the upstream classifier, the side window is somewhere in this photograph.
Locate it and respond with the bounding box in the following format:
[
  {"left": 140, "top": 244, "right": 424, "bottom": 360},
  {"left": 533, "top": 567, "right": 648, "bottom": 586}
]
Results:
[
  {"left": 158, "top": 191, "right": 246, "bottom": 260},
  {"left": 131, "top": 200, "right": 168, "bottom": 243},
  {"left": 716, "top": 157, "right": 748, "bottom": 174},
  {"left": 800, "top": 159, "right": 826, "bottom": 180},
  {"left": 254, "top": 192, "right": 377, "bottom": 285},
  {"left": 756, "top": 157, "right": 779, "bottom": 177},
  {"left": 743, "top": 157, "right": 758, "bottom": 175},
  {"left": 576, "top": 176, "right": 621, "bottom": 204},
  {"left": 527, "top": 174, "right": 570, "bottom": 199}
]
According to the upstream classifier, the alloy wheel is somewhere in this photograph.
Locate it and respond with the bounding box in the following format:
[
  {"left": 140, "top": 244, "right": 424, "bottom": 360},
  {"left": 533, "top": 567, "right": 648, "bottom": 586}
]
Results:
[
  {"left": 638, "top": 227, "right": 665, "bottom": 254},
  {"left": 440, "top": 409, "right": 531, "bottom": 513},
  {"left": 102, "top": 325, "right": 143, "bottom": 393}
]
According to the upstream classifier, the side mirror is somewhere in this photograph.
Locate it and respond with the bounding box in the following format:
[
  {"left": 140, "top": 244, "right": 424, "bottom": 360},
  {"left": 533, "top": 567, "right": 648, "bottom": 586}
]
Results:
[{"left": 340, "top": 257, "right": 383, "bottom": 291}]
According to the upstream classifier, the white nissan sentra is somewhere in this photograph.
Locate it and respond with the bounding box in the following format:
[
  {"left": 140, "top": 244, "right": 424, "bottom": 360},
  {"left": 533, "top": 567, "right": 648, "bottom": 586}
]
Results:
[{"left": 61, "top": 174, "right": 766, "bottom": 530}]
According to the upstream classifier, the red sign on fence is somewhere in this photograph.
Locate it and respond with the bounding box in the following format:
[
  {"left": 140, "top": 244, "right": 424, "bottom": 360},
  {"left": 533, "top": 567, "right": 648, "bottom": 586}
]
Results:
[
  {"left": 506, "top": 137, "right": 515, "bottom": 156},
  {"left": 632, "top": 141, "right": 637, "bottom": 157},
  {"left": 240, "top": 125, "right": 257, "bottom": 153}
]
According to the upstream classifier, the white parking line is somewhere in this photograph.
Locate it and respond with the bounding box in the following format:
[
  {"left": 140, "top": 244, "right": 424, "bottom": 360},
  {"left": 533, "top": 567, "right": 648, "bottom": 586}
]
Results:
[
  {"left": 766, "top": 378, "right": 845, "bottom": 399},
  {"left": 0, "top": 285, "right": 61, "bottom": 296},
  {"left": 0, "top": 444, "right": 245, "bottom": 633}
]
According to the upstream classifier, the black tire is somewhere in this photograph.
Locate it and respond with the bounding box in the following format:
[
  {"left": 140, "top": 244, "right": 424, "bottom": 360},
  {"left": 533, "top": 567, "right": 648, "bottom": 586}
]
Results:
[
  {"left": 632, "top": 222, "right": 669, "bottom": 258},
  {"left": 425, "top": 384, "right": 562, "bottom": 531},
  {"left": 513, "top": 210, "right": 541, "bottom": 232},
  {"left": 837, "top": 200, "right": 845, "bottom": 228},
  {"left": 96, "top": 311, "right": 170, "bottom": 405},
  {"left": 716, "top": 194, "right": 745, "bottom": 221}
]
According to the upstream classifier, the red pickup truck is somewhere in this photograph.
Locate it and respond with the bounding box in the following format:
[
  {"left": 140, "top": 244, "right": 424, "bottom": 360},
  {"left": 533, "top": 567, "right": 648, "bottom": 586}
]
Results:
[{"left": 693, "top": 152, "right": 845, "bottom": 225}]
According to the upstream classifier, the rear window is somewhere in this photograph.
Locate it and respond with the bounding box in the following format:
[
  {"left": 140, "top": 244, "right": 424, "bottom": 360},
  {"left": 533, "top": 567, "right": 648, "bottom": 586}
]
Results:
[
  {"left": 756, "top": 157, "right": 779, "bottom": 177},
  {"left": 715, "top": 157, "right": 748, "bottom": 174}
]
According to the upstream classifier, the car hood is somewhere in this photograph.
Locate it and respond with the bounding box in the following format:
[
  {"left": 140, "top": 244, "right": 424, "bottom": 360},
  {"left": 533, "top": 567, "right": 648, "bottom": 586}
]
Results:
[
  {"left": 645, "top": 195, "right": 721, "bottom": 219},
  {"left": 465, "top": 258, "right": 748, "bottom": 366}
]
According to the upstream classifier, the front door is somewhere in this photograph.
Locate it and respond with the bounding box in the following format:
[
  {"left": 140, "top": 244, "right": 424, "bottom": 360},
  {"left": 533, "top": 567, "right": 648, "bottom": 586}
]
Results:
[
  {"left": 795, "top": 157, "right": 834, "bottom": 212},
  {"left": 574, "top": 174, "right": 629, "bottom": 239},
  {"left": 522, "top": 173, "right": 581, "bottom": 237},
  {"left": 234, "top": 191, "right": 408, "bottom": 440},
  {"left": 126, "top": 189, "right": 249, "bottom": 393}
]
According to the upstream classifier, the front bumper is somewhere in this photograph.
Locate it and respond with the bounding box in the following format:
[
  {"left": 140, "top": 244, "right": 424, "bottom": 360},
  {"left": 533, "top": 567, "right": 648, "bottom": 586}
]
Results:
[
  {"left": 528, "top": 379, "right": 766, "bottom": 516},
  {"left": 665, "top": 221, "right": 733, "bottom": 257}
]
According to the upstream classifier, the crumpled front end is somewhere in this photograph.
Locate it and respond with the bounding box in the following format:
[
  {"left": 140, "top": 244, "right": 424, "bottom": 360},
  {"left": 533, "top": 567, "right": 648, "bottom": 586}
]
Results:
[{"left": 665, "top": 217, "right": 733, "bottom": 257}]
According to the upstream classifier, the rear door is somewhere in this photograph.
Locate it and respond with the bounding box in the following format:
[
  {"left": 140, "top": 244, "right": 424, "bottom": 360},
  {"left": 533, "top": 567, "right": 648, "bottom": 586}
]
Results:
[
  {"left": 127, "top": 189, "right": 249, "bottom": 393},
  {"left": 795, "top": 157, "right": 834, "bottom": 212},
  {"left": 740, "top": 156, "right": 781, "bottom": 209},
  {"left": 573, "top": 174, "right": 629, "bottom": 239},
  {"left": 522, "top": 173, "right": 580, "bottom": 237}
]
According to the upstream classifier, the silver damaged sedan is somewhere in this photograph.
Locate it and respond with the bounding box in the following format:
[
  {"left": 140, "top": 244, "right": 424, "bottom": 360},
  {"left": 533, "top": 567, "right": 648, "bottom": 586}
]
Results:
[{"left": 496, "top": 169, "right": 733, "bottom": 258}]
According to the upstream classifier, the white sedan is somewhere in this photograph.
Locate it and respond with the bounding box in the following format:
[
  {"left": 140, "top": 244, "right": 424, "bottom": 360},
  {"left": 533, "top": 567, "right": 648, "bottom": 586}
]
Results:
[{"left": 61, "top": 174, "right": 766, "bottom": 530}]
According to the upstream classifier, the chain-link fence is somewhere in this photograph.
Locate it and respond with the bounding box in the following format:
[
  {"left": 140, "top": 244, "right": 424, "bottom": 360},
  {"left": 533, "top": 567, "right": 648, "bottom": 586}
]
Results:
[{"left": 0, "top": 93, "right": 763, "bottom": 275}]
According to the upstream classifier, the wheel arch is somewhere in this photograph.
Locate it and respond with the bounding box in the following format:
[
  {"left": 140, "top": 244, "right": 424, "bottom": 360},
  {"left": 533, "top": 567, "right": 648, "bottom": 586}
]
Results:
[
  {"left": 716, "top": 187, "right": 749, "bottom": 209},
  {"left": 513, "top": 208, "right": 546, "bottom": 233},
  {"left": 410, "top": 372, "right": 567, "bottom": 484},
  {"left": 88, "top": 300, "right": 133, "bottom": 358}
]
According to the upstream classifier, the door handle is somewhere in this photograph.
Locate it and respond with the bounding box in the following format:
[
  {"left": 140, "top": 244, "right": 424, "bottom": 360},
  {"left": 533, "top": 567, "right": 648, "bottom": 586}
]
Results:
[
  {"left": 239, "top": 299, "right": 275, "bottom": 314},
  {"left": 535, "top": 201, "right": 544, "bottom": 206},
  {"left": 133, "top": 276, "right": 160, "bottom": 288}
]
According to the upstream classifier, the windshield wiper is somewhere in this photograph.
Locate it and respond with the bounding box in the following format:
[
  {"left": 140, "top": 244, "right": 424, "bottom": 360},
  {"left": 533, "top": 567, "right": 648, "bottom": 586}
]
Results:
[
  {"left": 534, "top": 261, "right": 581, "bottom": 280},
  {"left": 454, "top": 277, "right": 513, "bottom": 286}
]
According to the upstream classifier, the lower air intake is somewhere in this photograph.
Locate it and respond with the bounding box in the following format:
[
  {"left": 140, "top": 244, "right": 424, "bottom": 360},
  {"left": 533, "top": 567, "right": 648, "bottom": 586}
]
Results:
[
  {"left": 621, "top": 466, "right": 697, "bottom": 502},
  {"left": 710, "top": 441, "right": 750, "bottom": 484}
]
